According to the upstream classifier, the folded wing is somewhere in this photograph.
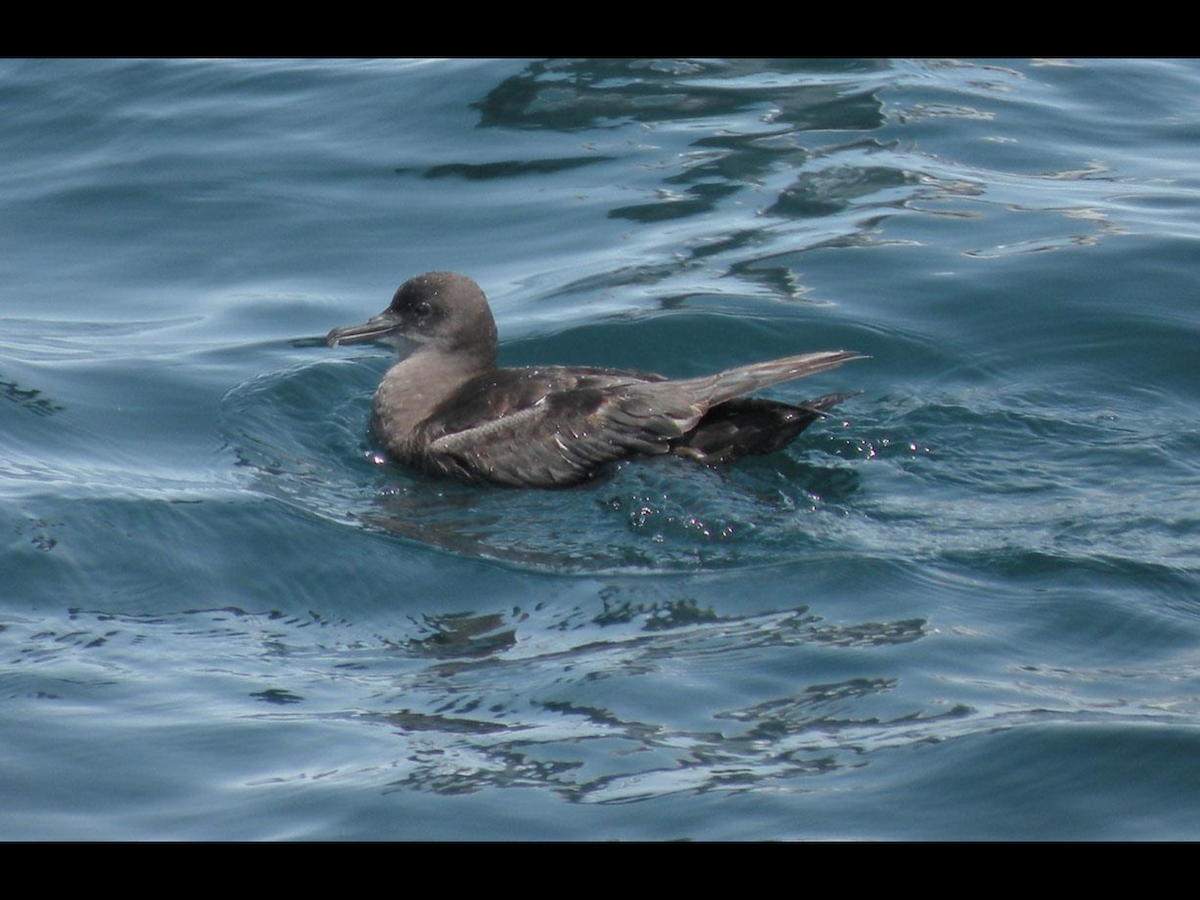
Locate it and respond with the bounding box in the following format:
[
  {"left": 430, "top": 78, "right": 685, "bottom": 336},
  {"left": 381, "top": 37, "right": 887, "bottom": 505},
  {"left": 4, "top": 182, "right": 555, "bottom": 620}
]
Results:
[{"left": 420, "top": 351, "right": 862, "bottom": 487}]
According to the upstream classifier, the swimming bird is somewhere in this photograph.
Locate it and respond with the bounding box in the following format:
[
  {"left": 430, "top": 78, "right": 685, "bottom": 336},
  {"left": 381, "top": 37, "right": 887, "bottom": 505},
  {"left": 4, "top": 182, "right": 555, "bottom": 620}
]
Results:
[{"left": 327, "top": 272, "right": 863, "bottom": 488}]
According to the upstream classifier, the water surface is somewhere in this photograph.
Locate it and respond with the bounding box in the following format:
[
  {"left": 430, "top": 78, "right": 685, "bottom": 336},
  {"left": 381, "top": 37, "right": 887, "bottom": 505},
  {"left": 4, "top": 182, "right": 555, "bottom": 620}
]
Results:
[{"left": 3, "top": 58, "right": 1200, "bottom": 840}]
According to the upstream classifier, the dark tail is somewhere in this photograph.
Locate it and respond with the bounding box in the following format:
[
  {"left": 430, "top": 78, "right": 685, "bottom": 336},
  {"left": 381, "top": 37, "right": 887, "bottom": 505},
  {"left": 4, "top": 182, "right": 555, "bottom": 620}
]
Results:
[{"left": 669, "top": 391, "right": 859, "bottom": 465}]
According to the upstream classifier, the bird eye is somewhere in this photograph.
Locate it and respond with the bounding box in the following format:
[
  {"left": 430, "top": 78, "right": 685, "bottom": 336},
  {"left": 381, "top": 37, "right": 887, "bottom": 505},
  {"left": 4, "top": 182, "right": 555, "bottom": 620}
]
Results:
[{"left": 415, "top": 301, "right": 431, "bottom": 318}]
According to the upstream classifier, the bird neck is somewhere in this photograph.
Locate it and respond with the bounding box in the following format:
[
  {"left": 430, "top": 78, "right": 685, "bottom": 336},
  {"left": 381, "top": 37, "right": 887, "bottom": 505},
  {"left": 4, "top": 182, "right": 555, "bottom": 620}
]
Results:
[{"left": 370, "top": 346, "right": 494, "bottom": 459}]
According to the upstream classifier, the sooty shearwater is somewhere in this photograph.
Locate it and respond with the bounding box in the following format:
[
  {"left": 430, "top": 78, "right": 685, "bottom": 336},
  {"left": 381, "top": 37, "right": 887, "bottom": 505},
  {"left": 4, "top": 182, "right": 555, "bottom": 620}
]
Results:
[{"left": 326, "top": 272, "right": 864, "bottom": 488}]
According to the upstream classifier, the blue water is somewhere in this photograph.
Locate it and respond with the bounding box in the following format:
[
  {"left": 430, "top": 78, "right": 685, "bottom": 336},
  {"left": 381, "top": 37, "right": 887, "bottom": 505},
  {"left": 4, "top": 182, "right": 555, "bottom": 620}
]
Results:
[{"left": 3, "top": 58, "right": 1200, "bottom": 840}]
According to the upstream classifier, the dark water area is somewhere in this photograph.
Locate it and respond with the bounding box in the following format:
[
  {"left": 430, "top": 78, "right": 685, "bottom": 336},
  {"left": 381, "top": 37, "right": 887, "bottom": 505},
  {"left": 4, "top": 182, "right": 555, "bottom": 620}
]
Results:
[{"left": 2, "top": 58, "right": 1199, "bottom": 839}]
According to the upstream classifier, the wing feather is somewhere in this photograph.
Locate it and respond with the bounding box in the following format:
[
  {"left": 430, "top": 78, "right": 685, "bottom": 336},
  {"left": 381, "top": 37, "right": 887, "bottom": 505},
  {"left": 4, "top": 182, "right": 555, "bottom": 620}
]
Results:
[{"left": 413, "top": 354, "right": 862, "bottom": 486}]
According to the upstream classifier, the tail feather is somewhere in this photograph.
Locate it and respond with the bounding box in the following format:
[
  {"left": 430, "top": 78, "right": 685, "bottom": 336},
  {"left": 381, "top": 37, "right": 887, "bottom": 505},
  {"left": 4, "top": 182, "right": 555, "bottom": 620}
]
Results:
[
  {"left": 668, "top": 391, "right": 860, "bottom": 465},
  {"left": 791, "top": 389, "right": 862, "bottom": 419}
]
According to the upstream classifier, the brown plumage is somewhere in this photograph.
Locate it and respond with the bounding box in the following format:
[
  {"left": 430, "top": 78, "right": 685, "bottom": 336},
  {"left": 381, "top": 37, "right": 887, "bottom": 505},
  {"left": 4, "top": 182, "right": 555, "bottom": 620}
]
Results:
[{"left": 327, "top": 272, "right": 863, "bottom": 488}]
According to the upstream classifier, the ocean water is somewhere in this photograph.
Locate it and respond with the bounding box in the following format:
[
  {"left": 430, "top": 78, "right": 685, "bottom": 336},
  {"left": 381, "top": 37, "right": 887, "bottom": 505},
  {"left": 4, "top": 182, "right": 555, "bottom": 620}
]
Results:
[{"left": 2, "top": 58, "right": 1199, "bottom": 840}]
